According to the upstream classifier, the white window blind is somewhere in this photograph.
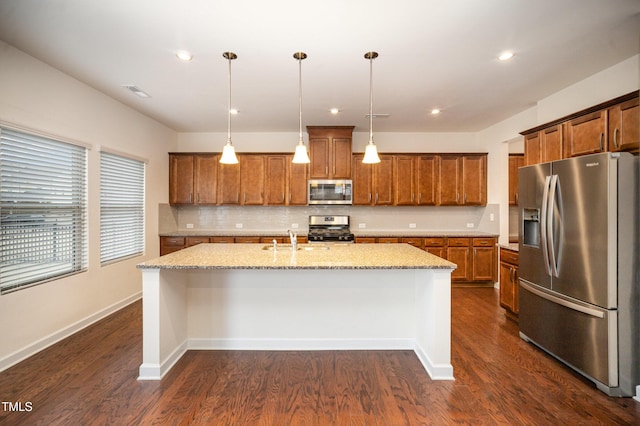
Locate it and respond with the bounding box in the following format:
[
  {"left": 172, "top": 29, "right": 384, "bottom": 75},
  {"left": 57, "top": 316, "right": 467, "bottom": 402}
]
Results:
[
  {"left": 100, "top": 151, "right": 145, "bottom": 265},
  {"left": 0, "top": 128, "right": 88, "bottom": 294}
]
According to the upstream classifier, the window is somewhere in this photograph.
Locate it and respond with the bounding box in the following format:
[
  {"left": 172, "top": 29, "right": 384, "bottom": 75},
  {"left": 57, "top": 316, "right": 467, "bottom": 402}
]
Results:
[
  {"left": 100, "top": 151, "right": 145, "bottom": 265},
  {"left": 0, "top": 128, "right": 88, "bottom": 294}
]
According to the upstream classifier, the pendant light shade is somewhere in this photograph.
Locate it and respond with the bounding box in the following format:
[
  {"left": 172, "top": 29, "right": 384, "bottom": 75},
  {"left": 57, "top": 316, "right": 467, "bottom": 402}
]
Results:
[
  {"left": 292, "top": 52, "right": 310, "bottom": 164},
  {"left": 220, "top": 51, "right": 239, "bottom": 164},
  {"left": 362, "top": 51, "right": 381, "bottom": 164}
]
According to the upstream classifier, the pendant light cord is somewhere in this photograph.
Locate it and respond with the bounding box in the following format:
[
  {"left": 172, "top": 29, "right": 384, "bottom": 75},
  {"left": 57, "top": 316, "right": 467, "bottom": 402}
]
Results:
[
  {"left": 369, "top": 54, "right": 374, "bottom": 143},
  {"left": 227, "top": 55, "right": 232, "bottom": 144},
  {"left": 298, "top": 54, "right": 303, "bottom": 142}
]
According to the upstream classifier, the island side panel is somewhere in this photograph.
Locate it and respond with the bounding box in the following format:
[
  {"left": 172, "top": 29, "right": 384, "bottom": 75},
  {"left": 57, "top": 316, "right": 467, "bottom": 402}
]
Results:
[
  {"left": 185, "top": 269, "right": 416, "bottom": 349},
  {"left": 139, "top": 269, "right": 188, "bottom": 380},
  {"left": 414, "top": 269, "right": 454, "bottom": 380}
]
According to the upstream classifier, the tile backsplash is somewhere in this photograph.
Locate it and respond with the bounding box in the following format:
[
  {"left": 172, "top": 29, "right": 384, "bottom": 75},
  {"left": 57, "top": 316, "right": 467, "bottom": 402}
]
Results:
[{"left": 159, "top": 203, "right": 500, "bottom": 234}]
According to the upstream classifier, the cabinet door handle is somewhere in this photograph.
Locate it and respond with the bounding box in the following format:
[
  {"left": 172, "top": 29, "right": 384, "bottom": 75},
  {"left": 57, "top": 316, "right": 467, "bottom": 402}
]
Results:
[
  {"left": 419, "top": 193, "right": 422, "bottom": 204},
  {"left": 464, "top": 193, "right": 467, "bottom": 204},
  {"left": 375, "top": 193, "right": 379, "bottom": 204},
  {"left": 411, "top": 193, "right": 414, "bottom": 203},
  {"left": 282, "top": 193, "right": 285, "bottom": 203},
  {"left": 326, "top": 166, "right": 328, "bottom": 176},
  {"left": 368, "top": 193, "right": 372, "bottom": 203},
  {"left": 613, "top": 128, "right": 619, "bottom": 149},
  {"left": 243, "top": 193, "right": 246, "bottom": 204},
  {"left": 599, "top": 132, "right": 603, "bottom": 151}
]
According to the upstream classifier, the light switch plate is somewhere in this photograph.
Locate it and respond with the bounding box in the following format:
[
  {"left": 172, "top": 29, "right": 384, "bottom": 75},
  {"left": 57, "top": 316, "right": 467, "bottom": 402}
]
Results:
[
  {"left": 358, "top": 223, "right": 366, "bottom": 229},
  {"left": 235, "top": 223, "right": 243, "bottom": 229}
]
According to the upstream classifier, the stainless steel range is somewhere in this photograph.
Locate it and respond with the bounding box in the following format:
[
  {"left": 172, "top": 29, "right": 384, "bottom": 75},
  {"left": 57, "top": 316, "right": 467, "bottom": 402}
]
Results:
[{"left": 307, "top": 215, "right": 354, "bottom": 242}]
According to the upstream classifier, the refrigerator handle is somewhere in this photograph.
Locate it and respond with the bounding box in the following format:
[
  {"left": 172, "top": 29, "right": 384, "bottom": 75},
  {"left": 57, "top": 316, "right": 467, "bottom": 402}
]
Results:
[
  {"left": 548, "top": 174, "right": 560, "bottom": 277},
  {"left": 520, "top": 281, "right": 605, "bottom": 318},
  {"left": 540, "top": 176, "right": 552, "bottom": 276}
]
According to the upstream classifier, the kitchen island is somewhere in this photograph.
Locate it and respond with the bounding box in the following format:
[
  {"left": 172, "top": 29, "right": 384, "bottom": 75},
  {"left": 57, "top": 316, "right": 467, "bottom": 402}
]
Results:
[{"left": 136, "top": 243, "right": 456, "bottom": 381}]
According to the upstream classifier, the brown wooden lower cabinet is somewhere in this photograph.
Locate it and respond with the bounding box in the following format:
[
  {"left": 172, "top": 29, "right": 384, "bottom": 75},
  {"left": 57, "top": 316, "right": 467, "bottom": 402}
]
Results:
[
  {"left": 499, "top": 247, "right": 519, "bottom": 320},
  {"left": 160, "top": 235, "right": 308, "bottom": 255},
  {"left": 356, "top": 235, "right": 497, "bottom": 285},
  {"left": 160, "top": 236, "right": 186, "bottom": 255}
]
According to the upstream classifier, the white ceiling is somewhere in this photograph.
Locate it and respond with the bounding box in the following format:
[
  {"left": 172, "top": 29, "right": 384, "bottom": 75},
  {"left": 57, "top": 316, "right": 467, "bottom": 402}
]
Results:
[{"left": 0, "top": 0, "right": 638, "bottom": 133}]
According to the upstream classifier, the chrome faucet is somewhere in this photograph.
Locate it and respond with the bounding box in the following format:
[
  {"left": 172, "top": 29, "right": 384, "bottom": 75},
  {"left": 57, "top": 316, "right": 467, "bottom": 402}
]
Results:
[{"left": 288, "top": 229, "right": 297, "bottom": 251}]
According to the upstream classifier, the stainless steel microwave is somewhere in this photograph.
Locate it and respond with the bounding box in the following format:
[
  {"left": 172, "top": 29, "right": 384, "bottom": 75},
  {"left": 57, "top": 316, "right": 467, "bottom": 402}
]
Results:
[{"left": 308, "top": 180, "right": 353, "bottom": 205}]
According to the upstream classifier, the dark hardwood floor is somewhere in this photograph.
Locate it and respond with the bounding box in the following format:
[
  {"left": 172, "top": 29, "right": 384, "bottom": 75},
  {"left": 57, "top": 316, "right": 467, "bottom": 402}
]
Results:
[{"left": 1, "top": 287, "right": 638, "bottom": 425}]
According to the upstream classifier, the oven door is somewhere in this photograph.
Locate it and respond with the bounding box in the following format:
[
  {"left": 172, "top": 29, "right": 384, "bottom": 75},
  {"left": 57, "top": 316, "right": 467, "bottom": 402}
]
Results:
[{"left": 308, "top": 180, "right": 352, "bottom": 205}]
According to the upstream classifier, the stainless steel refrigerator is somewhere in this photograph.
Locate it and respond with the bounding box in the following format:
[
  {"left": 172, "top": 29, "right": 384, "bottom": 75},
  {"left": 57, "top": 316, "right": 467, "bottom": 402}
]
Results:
[{"left": 518, "top": 152, "right": 638, "bottom": 397}]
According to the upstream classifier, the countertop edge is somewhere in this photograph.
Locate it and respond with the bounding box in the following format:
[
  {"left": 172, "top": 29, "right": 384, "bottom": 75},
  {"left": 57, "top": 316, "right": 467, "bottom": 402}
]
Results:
[{"left": 136, "top": 265, "right": 456, "bottom": 270}]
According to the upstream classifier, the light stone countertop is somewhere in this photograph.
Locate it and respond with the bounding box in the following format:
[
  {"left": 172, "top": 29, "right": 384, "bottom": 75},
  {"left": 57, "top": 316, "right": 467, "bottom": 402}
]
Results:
[
  {"left": 137, "top": 243, "right": 457, "bottom": 270},
  {"left": 159, "top": 230, "right": 498, "bottom": 238},
  {"left": 499, "top": 243, "right": 519, "bottom": 252}
]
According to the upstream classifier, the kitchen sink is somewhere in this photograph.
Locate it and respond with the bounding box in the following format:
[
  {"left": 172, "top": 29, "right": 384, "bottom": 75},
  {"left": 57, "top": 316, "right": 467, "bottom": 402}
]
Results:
[{"left": 261, "top": 244, "right": 330, "bottom": 251}]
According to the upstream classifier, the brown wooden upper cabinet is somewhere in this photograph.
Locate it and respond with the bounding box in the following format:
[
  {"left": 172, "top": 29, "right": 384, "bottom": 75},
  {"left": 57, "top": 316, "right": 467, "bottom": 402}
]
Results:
[
  {"left": 608, "top": 97, "right": 639, "bottom": 153},
  {"left": 218, "top": 158, "right": 241, "bottom": 204},
  {"left": 240, "top": 155, "right": 265, "bottom": 205},
  {"left": 394, "top": 155, "right": 439, "bottom": 206},
  {"left": 264, "top": 155, "right": 308, "bottom": 206},
  {"left": 351, "top": 154, "right": 394, "bottom": 206},
  {"left": 523, "top": 124, "right": 563, "bottom": 166},
  {"left": 566, "top": 110, "right": 607, "bottom": 158},
  {"left": 169, "top": 153, "right": 219, "bottom": 205},
  {"left": 438, "top": 154, "right": 487, "bottom": 206},
  {"left": 508, "top": 154, "right": 524, "bottom": 206},
  {"left": 521, "top": 91, "right": 638, "bottom": 166},
  {"left": 308, "top": 126, "right": 353, "bottom": 179}
]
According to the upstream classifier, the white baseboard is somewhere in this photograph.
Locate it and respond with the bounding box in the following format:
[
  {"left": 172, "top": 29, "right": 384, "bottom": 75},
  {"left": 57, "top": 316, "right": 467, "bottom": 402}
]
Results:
[
  {"left": 137, "top": 337, "right": 455, "bottom": 382},
  {"left": 413, "top": 342, "right": 455, "bottom": 380},
  {"left": 634, "top": 385, "right": 640, "bottom": 402},
  {"left": 138, "top": 340, "right": 188, "bottom": 381},
  {"left": 188, "top": 337, "right": 414, "bottom": 351},
  {"left": 0, "top": 292, "right": 141, "bottom": 373}
]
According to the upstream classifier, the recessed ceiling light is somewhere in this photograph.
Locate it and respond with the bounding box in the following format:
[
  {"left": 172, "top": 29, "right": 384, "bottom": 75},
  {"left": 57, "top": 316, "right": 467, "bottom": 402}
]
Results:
[
  {"left": 123, "top": 85, "right": 151, "bottom": 98},
  {"left": 431, "top": 109, "right": 441, "bottom": 115},
  {"left": 230, "top": 108, "right": 239, "bottom": 115},
  {"left": 330, "top": 108, "right": 340, "bottom": 114},
  {"left": 176, "top": 51, "right": 193, "bottom": 61},
  {"left": 498, "top": 51, "right": 514, "bottom": 61}
]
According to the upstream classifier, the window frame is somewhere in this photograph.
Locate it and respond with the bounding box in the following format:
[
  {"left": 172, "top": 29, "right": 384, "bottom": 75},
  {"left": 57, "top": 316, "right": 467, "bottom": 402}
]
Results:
[
  {"left": 0, "top": 127, "right": 88, "bottom": 294},
  {"left": 99, "top": 150, "right": 146, "bottom": 266}
]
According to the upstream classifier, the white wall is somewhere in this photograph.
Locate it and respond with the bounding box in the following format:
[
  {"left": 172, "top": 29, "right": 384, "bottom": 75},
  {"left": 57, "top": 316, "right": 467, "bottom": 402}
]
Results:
[{"left": 0, "top": 41, "right": 177, "bottom": 370}]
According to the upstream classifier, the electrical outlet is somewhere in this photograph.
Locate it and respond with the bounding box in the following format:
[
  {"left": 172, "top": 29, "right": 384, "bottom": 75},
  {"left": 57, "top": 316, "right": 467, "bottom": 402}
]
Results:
[
  {"left": 235, "top": 223, "right": 243, "bottom": 229},
  {"left": 409, "top": 223, "right": 417, "bottom": 228},
  {"left": 466, "top": 223, "right": 475, "bottom": 228},
  {"left": 291, "top": 223, "right": 299, "bottom": 229},
  {"left": 358, "top": 223, "right": 366, "bottom": 229},
  {"left": 489, "top": 213, "right": 495, "bottom": 222},
  {"left": 186, "top": 223, "right": 194, "bottom": 229}
]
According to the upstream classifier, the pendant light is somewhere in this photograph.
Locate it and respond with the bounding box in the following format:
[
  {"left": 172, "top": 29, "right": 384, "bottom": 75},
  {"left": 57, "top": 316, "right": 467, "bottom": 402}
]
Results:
[
  {"left": 362, "top": 51, "right": 381, "bottom": 164},
  {"left": 292, "top": 52, "right": 310, "bottom": 164},
  {"left": 220, "top": 51, "right": 239, "bottom": 164}
]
